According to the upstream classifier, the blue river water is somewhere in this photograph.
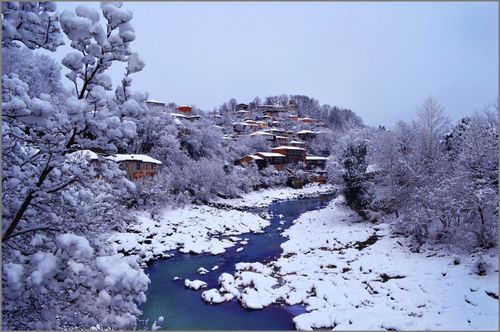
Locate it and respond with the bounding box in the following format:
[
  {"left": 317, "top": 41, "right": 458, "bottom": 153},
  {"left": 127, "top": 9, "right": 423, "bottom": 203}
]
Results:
[{"left": 138, "top": 193, "right": 335, "bottom": 330}]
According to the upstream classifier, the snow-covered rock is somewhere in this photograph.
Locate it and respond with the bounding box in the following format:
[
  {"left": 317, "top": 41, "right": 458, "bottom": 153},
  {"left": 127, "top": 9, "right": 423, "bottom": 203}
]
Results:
[
  {"left": 184, "top": 279, "right": 207, "bottom": 290},
  {"left": 197, "top": 267, "right": 209, "bottom": 275},
  {"left": 201, "top": 289, "right": 234, "bottom": 304}
]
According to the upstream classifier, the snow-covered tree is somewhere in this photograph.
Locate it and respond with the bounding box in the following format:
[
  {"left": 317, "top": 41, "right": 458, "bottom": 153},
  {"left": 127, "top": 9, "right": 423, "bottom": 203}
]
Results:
[
  {"left": 371, "top": 98, "right": 497, "bottom": 249},
  {"left": 2, "top": 46, "right": 64, "bottom": 98},
  {"left": 2, "top": 1, "right": 64, "bottom": 51},
  {"left": 2, "top": 3, "right": 150, "bottom": 329},
  {"left": 3, "top": 2, "right": 145, "bottom": 242}
]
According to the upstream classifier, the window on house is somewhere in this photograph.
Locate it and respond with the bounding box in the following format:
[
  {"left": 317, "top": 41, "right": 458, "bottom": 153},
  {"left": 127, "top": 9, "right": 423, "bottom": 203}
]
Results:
[{"left": 136, "top": 162, "right": 141, "bottom": 170}]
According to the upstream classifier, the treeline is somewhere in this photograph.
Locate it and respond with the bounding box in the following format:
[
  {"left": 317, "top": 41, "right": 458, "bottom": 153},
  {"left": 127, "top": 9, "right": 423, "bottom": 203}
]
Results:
[{"left": 328, "top": 97, "right": 498, "bottom": 251}]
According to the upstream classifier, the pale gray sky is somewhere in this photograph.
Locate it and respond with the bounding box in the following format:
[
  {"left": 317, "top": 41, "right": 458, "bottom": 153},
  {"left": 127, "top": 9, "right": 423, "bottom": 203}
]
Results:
[{"left": 52, "top": 1, "right": 498, "bottom": 126}]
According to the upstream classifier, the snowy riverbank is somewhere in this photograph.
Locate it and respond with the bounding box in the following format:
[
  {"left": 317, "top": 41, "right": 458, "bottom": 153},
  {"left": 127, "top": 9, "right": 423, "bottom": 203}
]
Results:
[
  {"left": 202, "top": 196, "right": 498, "bottom": 330},
  {"left": 109, "top": 206, "right": 269, "bottom": 264},
  {"left": 212, "top": 183, "right": 337, "bottom": 209},
  {"left": 109, "top": 184, "right": 335, "bottom": 264}
]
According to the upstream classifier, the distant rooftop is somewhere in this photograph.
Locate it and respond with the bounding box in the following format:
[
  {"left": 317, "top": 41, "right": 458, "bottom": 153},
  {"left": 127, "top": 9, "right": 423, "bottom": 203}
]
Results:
[
  {"left": 109, "top": 154, "right": 162, "bottom": 164},
  {"left": 306, "top": 156, "right": 328, "bottom": 161},
  {"left": 257, "top": 152, "right": 286, "bottom": 158},
  {"left": 146, "top": 99, "right": 165, "bottom": 105},
  {"left": 246, "top": 155, "right": 263, "bottom": 160},
  {"left": 273, "top": 145, "right": 306, "bottom": 151}
]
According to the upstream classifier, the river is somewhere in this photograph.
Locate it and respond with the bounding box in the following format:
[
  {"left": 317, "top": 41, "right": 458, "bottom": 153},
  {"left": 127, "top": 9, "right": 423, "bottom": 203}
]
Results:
[{"left": 138, "top": 193, "right": 335, "bottom": 330}]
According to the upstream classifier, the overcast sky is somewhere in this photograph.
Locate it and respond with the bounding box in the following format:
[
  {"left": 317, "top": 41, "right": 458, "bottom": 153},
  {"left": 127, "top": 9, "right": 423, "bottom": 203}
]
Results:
[{"left": 52, "top": 2, "right": 498, "bottom": 126}]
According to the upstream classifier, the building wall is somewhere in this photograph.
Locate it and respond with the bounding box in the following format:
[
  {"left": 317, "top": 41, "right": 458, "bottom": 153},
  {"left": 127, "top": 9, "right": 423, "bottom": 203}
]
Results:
[
  {"left": 271, "top": 148, "right": 306, "bottom": 163},
  {"left": 120, "top": 161, "right": 159, "bottom": 180},
  {"left": 306, "top": 160, "right": 326, "bottom": 170}
]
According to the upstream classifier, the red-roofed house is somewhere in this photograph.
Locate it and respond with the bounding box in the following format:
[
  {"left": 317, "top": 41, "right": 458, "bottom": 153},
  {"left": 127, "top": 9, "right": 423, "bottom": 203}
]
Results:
[{"left": 271, "top": 146, "right": 306, "bottom": 164}]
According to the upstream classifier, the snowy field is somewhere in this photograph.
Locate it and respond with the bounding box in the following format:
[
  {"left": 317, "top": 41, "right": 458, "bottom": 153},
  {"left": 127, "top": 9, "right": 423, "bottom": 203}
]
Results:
[
  {"left": 212, "top": 183, "right": 337, "bottom": 208},
  {"left": 201, "top": 196, "right": 498, "bottom": 330}
]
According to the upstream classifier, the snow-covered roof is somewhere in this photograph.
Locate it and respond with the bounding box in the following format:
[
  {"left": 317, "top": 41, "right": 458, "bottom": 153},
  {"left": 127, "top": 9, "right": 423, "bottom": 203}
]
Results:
[
  {"left": 273, "top": 145, "right": 306, "bottom": 151},
  {"left": 146, "top": 99, "right": 165, "bottom": 105},
  {"left": 171, "top": 113, "right": 187, "bottom": 118},
  {"left": 257, "top": 152, "right": 286, "bottom": 158},
  {"left": 67, "top": 149, "right": 99, "bottom": 162},
  {"left": 109, "top": 154, "right": 162, "bottom": 164},
  {"left": 237, "top": 122, "right": 259, "bottom": 127},
  {"left": 297, "top": 130, "right": 316, "bottom": 134},
  {"left": 237, "top": 110, "right": 250, "bottom": 113},
  {"left": 306, "top": 156, "right": 328, "bottom": 161},
  {"left": 289, "top": 140, "right": 305, "bottom": 145},
  {"left": 275, "top": 136, "right": 289, "bottom": 139},
  {"left": 246, "top": 155, "right": 264, "bottom": 160},
  {"left": 250, "top": 131, "right": 275, "bottom": 137}
]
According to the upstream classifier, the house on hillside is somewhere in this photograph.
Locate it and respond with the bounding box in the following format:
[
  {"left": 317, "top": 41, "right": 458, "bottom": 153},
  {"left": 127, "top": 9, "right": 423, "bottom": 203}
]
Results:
[
  {"left": 305, "top": 156, "right": 328, "bottom": 170},
  {"left": 176, "top": 105, "right": 193, "bottom": 113},
  {"left": 239, "top": 154, "right": 265, "bottom": 169},
  {"left": 271, "top": 146, "right": 306, "bottom": 164},
  {"left": 146, "top": 99, "right": 166, "bottom": 108},
  {"left": 255, "top": 152, "right": 286, "bottom": 170},
  {"left": 235, "top": 103, "right": 248, "bottom": 112},
  {"left": 69, "top": 151, "right": 162, "bottom": 180},
  {"left": 250, "top": 130, "right": 276, "bottom": 144},
  {"left": 297, "top": 130, "right": 317, "bottom": 141},
  {"left": 109, "top": 154, "right": 162, "bottom": 180},
  {"left": 256, "top": 121, "right": 268, "bottom": 128},
  {"left": 275, "top": 135, "right": 290, "bottom": 146},
  {"left": 269, "top": 128, "right": 287, "bottom": 136},
  {"left": 289, "top": 140, "right": 306, "bottom": 148},
  {"left": 233, "top": 122, "right": 260, "bottom": 133},
  {"left": 236, "top": 110, "right": 251, "bottom": 118}
]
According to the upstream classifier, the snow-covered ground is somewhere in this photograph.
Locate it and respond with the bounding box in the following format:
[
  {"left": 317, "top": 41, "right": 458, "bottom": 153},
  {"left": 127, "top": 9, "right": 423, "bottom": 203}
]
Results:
[
  {"left": 212, "top": 183, "right": 337, "bottom": 208},
  {"left": 203, "top": 196, "right": 498, "bottom": 330},
  {"left": 109, "top": 206, "right": 269, "bottom": 264},
  {"left": 109, "top": 184, "right": 335, "bottom": 264}
]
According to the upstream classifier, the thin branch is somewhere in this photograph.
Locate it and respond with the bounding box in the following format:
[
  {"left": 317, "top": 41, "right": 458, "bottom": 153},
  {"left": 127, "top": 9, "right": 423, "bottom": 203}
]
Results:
[
  {"left": 46, "top": 177, "right": 78, "bottom": 194},
  {"left": 9, "top": 226, "right": 61, "bottom": 239}
]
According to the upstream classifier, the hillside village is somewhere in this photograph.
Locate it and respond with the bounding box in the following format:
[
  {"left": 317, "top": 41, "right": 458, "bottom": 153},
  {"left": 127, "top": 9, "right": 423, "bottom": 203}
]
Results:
[{"left": 141, "top": 98, "right": 334, "bottom": 187}]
